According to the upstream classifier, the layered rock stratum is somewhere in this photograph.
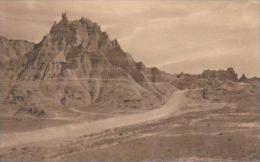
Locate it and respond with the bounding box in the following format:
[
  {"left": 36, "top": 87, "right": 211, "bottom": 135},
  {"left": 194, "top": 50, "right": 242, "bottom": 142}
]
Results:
[
  {"left": 0, "top": 36, "right": 35, "bottom": 63},
  {"left": 1, "top": 13, "right": 174, "bottom": 113},
  {"left": 0, "top": 36, "right": 35, "bottom": 104}
]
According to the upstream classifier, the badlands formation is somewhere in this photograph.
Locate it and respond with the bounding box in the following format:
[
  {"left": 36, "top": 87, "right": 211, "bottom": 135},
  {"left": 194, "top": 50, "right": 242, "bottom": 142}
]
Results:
[{"left": 0, "top": 14, "right": 259, "bottom": 162}]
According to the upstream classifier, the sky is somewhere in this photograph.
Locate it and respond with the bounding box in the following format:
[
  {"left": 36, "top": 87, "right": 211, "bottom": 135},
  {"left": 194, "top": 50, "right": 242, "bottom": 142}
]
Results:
[{"left": 0, "top": 0, "right": 259, "bottom": 77}]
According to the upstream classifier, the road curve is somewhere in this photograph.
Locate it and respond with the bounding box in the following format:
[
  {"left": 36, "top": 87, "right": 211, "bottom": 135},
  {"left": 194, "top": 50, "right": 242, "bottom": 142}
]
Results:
[{"left": 0, "top": 90, "right": 186, "bottom": 148}]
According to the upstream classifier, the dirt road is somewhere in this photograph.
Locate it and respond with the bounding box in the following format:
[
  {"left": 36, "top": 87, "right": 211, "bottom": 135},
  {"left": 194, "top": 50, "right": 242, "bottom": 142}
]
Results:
[{"left": 0, "top": 90, "right": 186, "bottom": 148}]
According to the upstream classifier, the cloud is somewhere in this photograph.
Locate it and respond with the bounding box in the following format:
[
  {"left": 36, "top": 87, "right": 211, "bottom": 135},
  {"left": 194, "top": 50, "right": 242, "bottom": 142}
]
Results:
[
  {"left": 0, "top": 0, "right": 259, "bottom": 76},
  {"left": 161, "top": 51, "right": 260, "bottom": 77}
]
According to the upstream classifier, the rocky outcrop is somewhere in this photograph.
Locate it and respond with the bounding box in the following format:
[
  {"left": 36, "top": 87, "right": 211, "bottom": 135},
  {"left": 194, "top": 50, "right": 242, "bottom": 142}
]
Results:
[
  {"left": 171, "top": 67, "right": 245, "bottom": 90},
  {"left": 4, "top": 13, "right": 174, "bottom": 111},
  {"left": 15, "top": 105, "right": 46, "bottom": 118},
  {"left": 239, "top": 74, "right": 247, "bottom": 82},
  {"left": 200, "top": 67, "right": 238, "bottom": 81}
]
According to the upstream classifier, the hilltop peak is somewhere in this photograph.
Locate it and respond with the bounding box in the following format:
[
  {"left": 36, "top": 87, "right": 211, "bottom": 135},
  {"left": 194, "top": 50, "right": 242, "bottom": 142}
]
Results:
[
  {"left": 49, "top": 13, "right": 103, "bottom": 47},
  {"left": 61, "top": 12, "right": 68, "bottom": 21},
  {"left": 52, "top": 13, "right": 101, "bottom": 32}
]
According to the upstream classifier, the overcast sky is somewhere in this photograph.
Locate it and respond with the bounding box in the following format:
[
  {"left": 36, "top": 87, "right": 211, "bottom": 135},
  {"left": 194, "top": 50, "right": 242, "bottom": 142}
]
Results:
[{"left": 0, "top": 0, "right": 259, "bottom": 77}]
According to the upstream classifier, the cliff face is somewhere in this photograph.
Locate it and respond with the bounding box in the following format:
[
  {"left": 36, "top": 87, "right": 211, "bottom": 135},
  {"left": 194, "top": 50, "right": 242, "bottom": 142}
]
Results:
[
  {"left": 0, "top": 36, "right": 35, "bottom": 62},
  {"left": 0, "top": 36, "right": 35, "bottom": 103},
  {"left": 4, "top": 13, "right": 174, "bottom": 111},
  {"left": 0, "top": 36, "right": 35, "bottom": 79}
]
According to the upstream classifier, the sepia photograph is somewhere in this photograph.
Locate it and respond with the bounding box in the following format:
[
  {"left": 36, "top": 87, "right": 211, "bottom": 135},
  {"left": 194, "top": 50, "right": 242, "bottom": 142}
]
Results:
[{"left": 0, "top": 0, "right": 259, "bottom": 161}]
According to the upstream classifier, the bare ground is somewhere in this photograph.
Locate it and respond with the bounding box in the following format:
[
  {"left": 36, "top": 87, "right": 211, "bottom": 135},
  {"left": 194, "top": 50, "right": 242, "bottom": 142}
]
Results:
[{"left": 0, "top": 88, "right": 259, "bottom": 162}]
